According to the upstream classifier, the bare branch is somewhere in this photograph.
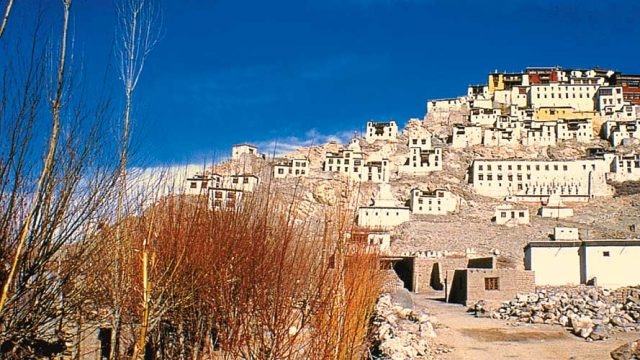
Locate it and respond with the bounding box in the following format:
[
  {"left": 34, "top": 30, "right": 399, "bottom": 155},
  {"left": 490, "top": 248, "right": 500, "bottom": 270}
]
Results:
[{"left": 0, "top": 0, "right": 14, "bottom": 40}]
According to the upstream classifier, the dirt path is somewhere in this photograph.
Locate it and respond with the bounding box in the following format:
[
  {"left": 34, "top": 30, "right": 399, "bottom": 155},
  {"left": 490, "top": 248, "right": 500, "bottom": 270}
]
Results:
[{"left": 413, "top": 293, "right": 639, "bottom": 360}]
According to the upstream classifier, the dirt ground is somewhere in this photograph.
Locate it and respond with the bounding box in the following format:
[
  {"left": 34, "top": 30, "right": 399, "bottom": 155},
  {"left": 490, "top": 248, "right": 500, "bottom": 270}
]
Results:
[{"left": 413, "top": 293, "right": 640, "bottom": 360}]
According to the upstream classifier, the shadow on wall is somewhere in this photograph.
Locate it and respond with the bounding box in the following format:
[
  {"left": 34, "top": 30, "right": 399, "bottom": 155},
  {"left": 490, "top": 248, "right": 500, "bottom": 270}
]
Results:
[
  {"left": 447, "top": 270, "right": 467, "bottom": 304},
  {"left": 393, "top": 258, "right": 414, "bottom": 292},
  {"left": 430, "top": 263, "right": 443, "bottom": 290}
]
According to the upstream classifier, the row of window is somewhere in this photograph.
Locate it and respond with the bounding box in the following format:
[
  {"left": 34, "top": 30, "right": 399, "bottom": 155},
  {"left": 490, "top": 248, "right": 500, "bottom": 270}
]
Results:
[
  {"left": 500, "top": 211, "right": 527, "bottom": 218},
  {"left": 213, "top": 199, "right": 236, "bottom": 208},
  {"left": 326, "top": 158, "right": 362, "bottom": 165},
  {"left": 417, "top": 199, "right": 441, "bottom": 205},
  {"left": 478, "top": 163, "right": 569, "bottom": 171},
  {"left": 276, "top": 168, "right": 307, "bottom": 175},
  {"left": 535, "top": 93, "right": 592, "bottom": 99},
  {"left": 478, "top": 163, "right": 597, "bottom": 172}
]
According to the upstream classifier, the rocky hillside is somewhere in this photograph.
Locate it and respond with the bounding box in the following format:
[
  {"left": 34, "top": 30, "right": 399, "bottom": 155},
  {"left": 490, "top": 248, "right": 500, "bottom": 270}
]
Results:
[{"left": 216, "top": 120, "right": 640, "bottom": 267}]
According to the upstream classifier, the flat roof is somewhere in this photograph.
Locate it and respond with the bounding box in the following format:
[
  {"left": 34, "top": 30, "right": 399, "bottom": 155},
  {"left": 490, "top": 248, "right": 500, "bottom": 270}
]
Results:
[
  {"left": 359, "top": 206, "right": 410, "bottom": 210},
  {"left": 526, "top": 239, "right": 640, "bottom": 249},
  {"left": 232, "top": 143, "right": 257, "bottom": 148},
  {"left": 228, "top": 174, "right": 259, "bottom": 178},
  {"left": 473, "top": 158, "right": 589, "bottom": 162}
]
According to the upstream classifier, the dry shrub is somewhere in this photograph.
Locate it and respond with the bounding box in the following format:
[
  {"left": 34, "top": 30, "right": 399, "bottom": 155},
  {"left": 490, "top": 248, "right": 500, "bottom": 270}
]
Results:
[{"left": 87, "top": 178, "right": 383, "bottom": 359}]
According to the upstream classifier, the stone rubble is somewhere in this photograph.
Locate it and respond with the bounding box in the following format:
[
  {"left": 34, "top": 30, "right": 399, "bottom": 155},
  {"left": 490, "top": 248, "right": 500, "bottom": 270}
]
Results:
[
  {"left": 370, "top": 293, "right": 451, "bottom": 359},
  {"left": 470, "top": 286, "right": 640, "bottom": 341}
]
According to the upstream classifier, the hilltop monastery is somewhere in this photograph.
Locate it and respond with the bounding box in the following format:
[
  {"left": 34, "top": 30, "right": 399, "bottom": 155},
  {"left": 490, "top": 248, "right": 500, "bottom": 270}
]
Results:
[{"left": 185, "top": 66, "right": 640, "bottom": 292}]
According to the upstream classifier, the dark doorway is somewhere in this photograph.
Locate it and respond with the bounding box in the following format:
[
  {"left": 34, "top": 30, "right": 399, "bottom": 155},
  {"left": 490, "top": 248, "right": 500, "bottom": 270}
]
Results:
[
  {"left": 392, "top": 258, "right": 414, "bottom": 292},
  {"left": 430, "top": 263, "right": 443, "bottom": 290},
  {"left": 447, "top": 270, "right": 467, "bottom": 304},
  {"left": 98, "top": 328, "right": 112, "bottom": 360}
]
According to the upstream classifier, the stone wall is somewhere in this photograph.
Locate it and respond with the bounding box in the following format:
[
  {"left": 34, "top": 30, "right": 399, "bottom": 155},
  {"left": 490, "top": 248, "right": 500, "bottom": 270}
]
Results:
[{"left": 446, "top": 269, "right": 535, "bottom": 306}]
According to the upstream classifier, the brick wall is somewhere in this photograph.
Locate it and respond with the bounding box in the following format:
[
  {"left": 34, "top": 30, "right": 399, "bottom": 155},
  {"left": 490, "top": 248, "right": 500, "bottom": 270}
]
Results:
[{"left": 465, "top": 269, "right": 535, "bottom": 306}]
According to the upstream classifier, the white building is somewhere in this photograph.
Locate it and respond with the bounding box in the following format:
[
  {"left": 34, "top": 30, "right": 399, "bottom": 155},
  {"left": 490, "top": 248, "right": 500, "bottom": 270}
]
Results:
[
  {"left": 226, "top": 174, "right": 260, "bottom": 192},
  {"left": 400, "top": 146, "right": 442, "bottom": 174},
  {"left": 185, "top": 172, "right": 259, "bottom": 194},
  {"left": 539, "top": 194, "right": 574, "bottom": 218},
  {"left": 273, "top": 157, "right": 309, "bottom": 178},
  {"left": 209, "top": 188, "right": 244, "bottom": 210},
  {"left": 553, "top": 227, "right": 579, "bottom": 241},
  {"left": 606, "top": 120, "right": 640, "bottom": 146},
  {"left": 469, "top": 108, "right": 500, "bottom": 126},
  {"left": 467, "top": 85, "right": 490, "bottom": 100},
  {"left": 357, "top": 184, "right": 410, "bottom": 228},
  {"left": 597, "top": 86, "right": 625, "bottom": 113},
  {"left": 366, "top": 120, "right": 398, "bottom": 143},
  {"left": 521, "top": 121, "right": 557, "bottom": 146},
  {"left": 525, "top": 239, "right": 640, "bottom": 289},
  {"left": 451, "top": 124, "right": 483, "bottom": 148},
  {"left": 482, "top": 127, "right": 519, "bottom": 146},
  {"left": 609, "top": 153, "right": 640, "bottom": 181},
  {"left": 470, "top": 156, "right": 614, "bottom": 201},
  {"left": 409, "top": 188, "right": 459, "bottom": 215},
  {"left": 427, "top": 97, "right": 467, "bottom": 113},
  {"left": 556, "top": 118, "right": 593, "bottom": 143},
  {"left": 185, "top": 172, "right": 223, "bottom": 195},
  {"left": 601, "top": 104, "right": 639, "bottom": 122},
  {"left": 323, "top": 147, "right": 390, "bottom": 183},
  {"left": 494, "top": 205, "right": 530, "bottom": 226},
  {"left": 232, "top": 144, "right": 259, "bottom": 161},
  {"left": 529, "top": 84, "right": 599, "bottom": 111}
]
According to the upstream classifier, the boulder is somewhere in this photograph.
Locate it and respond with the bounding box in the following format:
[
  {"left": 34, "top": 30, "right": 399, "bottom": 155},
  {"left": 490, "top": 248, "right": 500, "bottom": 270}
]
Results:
[{"left": 611, "top": 339, "right": 640, "bottom": 360}]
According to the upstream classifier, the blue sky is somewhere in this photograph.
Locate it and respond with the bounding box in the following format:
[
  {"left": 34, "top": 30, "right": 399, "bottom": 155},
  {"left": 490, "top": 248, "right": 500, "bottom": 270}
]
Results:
[{"left": 8, "top": 0, "right": 640, "bottom": 165}]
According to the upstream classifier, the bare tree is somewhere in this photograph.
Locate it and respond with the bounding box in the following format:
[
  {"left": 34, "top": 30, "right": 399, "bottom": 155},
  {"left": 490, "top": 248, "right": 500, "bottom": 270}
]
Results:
[
  {"left": 106, "top": 0, "right": 161, "bottom": 357},
  {"left": 0, "top": 1, "right": 123, "bottom": 358},
  {"left": 0, "top": 0, "right": 71, "bottom": 315}
]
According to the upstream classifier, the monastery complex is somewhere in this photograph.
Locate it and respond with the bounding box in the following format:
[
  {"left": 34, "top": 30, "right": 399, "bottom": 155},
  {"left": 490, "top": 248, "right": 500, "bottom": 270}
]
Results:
[{"left": 185, "top": 66, "right": 640, "bottom": 302}]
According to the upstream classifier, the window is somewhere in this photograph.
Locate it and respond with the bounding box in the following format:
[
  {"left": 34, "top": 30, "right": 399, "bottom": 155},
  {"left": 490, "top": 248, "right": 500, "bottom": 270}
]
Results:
[
  {"left": 501, "top": 212, "right": 507, "bottom": 218},
  {"left": 278, "top": 168, "right": 284, "bottom": 174},
  {"left": 519, "top": 211, "right": 525, "bottom": 218},
  {"left": 485, "top": 277, "right": 499, "bottom": 290},
  {"left": 190, "top": 182, "right": 197, "bottom": 189},
  {"left": 243, "top": 178, "right": 249, "bottom": 184},
  {"left": 603, "top": 251, "right": 610, "bottom": 257},
  {"left": 233, "top": 178, "right": 239, "bottom": 184}
]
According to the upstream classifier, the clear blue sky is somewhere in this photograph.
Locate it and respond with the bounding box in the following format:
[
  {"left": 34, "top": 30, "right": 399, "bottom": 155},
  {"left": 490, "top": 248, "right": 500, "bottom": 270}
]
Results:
[{"left": 9, "top": 0, "right": 640, "bottom": 165}]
